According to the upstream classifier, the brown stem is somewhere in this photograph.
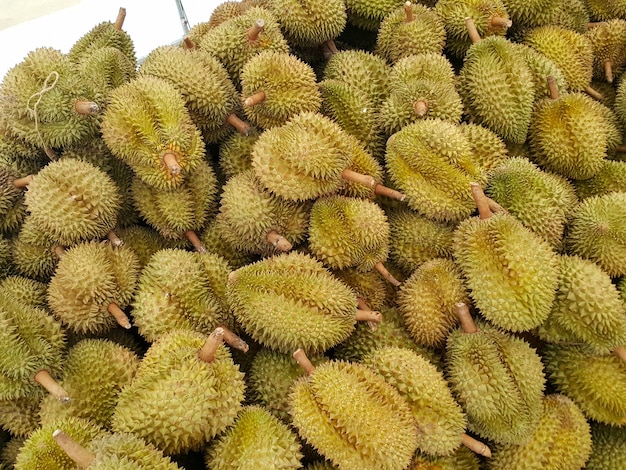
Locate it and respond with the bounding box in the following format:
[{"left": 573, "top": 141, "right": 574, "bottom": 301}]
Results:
[
  {"left": 74, "top": 100, "right": 100, "bottom": 115},
  {"left": 228, "top": 271, "right": 238, "bottom": 283},
  {"left": 44, "top": 146, "right": 58, "bottom": 160},
  {"left": 53, "top": 245, "right": 66, "bottom": 259},
  {"left": 266, "top": 230, "right": 293, "bottom": 251},
  {"left": 465, "top": 17, "right": 482, "bottom": 44},
  {"left": 162, "top": 152, "right": 181, "bottom": 175},
  {"left": 374, "top": 184, "right": 406, "bottom": 201},
  {"left": 114, "top": 7, "right": 126, "bottom": 30},
  {"left": 404, "top": 1, "right": 413, "bottom": 22},
  {"left": 489, "top": 16, "right": 512, "bottom": 28},
  {"left": 12, "top": 174, "right": 34, "bottom": 188},
  {"left": 613, "top": 346, "right": 626, "bottom": 364},
  {"left": 456, "top": 303, "right": 478, "bottom": 334},
  {"left": 356, "top": 299, "right": 380, "bottom": 331},
  {"left": 413, "top": 100, "right": 428, "bottom": 117},
  {"left": 33, "top": 370, "right": 70, "bottom": 402},
  {"left": 226, "top": 113, "right": 252, "bottom": 136},
  {"left": 588, "top": 22, "right": 606, "bottom": 28},
  {"left": 355, "top": 309, "right": 382, "bottom": 324},
  {"left": 244, "top": 90, "right": 266, "bottom": 107},
  {"left": 616, "top": 144, "right": 626, "bottom": 153},
  {"left": 185, "top": 230, "right": 207, "bottom": 253},
  {"left": 52, "top": 430, "right": 95, "bottom": 468},
  {"left": 605, "top": 60, "right": 614, "bottom": 83},
  {"left": 106, "top": 230, "right": 123, "bottom": 247},
  {"left": 470, "top": 182, "right": 493, "bottom": 219},
  {"left": 374, "top": 261, "right": 401, "bottom": 287},
  {"left": 247, "top": 19, "right": 265, "bottom": 42},
  {"left": 461, "top": 433, "right": 492, "bottom": 458},
  {"left": 486, "top": 197, "right": 508, "bottom": 215},
  {"left": 341, "top": 168, "right": 376, "bottom": 187},
  {"left": 547, "top": 76, "right": 559, "bottom": 100},
  {"left": 107, "top": 303, "right": 132, "bottom": 329},
  {"left": 183, "top": 37, "right": 195, "bottom": 49},
  {"left": 198, "top": 327, "right": 225, "bottom": 363},
  {"left": 585, "top": 86, "right": 604, "bottom": 101},
  {"left": 322, "top": 39, "right": 339, "bottom": 56},
  {"left": 293, "top": 349, "right": 316, "bottom": 375},
  {"left": 356, "top": 297, "right": 370, "bottom": 311},
  {"left": 220, "top": 326, "right": 249, "bottom": 352}
]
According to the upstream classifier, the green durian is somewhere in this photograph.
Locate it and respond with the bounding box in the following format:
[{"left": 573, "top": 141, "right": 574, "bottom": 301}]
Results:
[
  {"left": 114, "top": 225, "right": 169, "bottom": 269},
  {"left": 205, "top": 1, "right": 250, "bottom": 29},
  {"left": 10, "top": 217, "right": 61, "bottom": 282},
  {"left": 409, "top": 447, "right": 480, "bottom": 470},
  {"left": 458, "top": 122, "right": 509, "bottom": 172},
  {"left": 336, "top": 136, "right": 387, "bottom": 200},
  {"left": 487, "top": 394, "right": 591, "bottom": 470},
  {"left": 0, "top": 393, "right": 43, "bottom": 438},
  {"left": 218, "top": 131, "right": 258, "bottom": 179},
  {"left": 76, "top": 46, "right": 135, "bottom": 97},
  {"left": 587, "top": 19, "right": 626, "bottom": 83},
  {"left": 574, "top": 160, "right": 626, "bottom": 199},
  {"left": 101, "top": 75, "right": 205, "bottom": 190},
  {"left": 332, "top": 267, "right": 386, "bottom": 311},
  {"left": 344, "top": 0, "right": 406, "bottom": 31},
  {"left": 615, "top": 75, "right": 626, "bottom": 131},
  {"left": 514, "top": 43, "right": 569, "bottom": 101},
  {"left": 0, "top": 167, "right": 28, "bottom": 236},
  {"left": 586, "top": 423, "right": 626, "bottom": 470},
  {"left": 0, "top": 275, "right": 47, "bottom": 309},
  {"left": 68, "top": 15, "right": 136, "bottom": 67},
  {"left": 1, "top": 437, "right": 25, "bottom": 469},
  {"left": 112, "top": 329, "right": 245, "bottom": 454},
  {"left": 199, "top": 219, "right": 257, "bottom": 269},
  {"left": 500, "top": 0, "right": 553, "bottom": 26},
  {"left": 0, "top": 237, "right": 11, "bottom": 280}
]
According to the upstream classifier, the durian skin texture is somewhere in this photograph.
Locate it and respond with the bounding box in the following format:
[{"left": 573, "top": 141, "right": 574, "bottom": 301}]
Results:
[
  {"left": 11, "top": 216, "right": 59, "bottom": 282},
  {"left": 226, "top": 252, "right": 358, "bottom": 354},
  {"left": 585, "top": 423, "right": 626, "bottom": 470},
  {"left": 68, "top": 20, "right": 136, "bottom": 67},
  {"left": 112, "top": 329, "right": 245, "bottom": 455},
  {"left": 289, "top": 360, "right": 418, "bottom": 470},
  {"left": 344, "top": 0, "right": 406, "bottom": 32},
  {"left": 410, "top": 447, "right": 479, "bottom": 470},
  {"left": 0, "top": 393, "right": 44, "bottom": 437},
  {"left": 574, "top": 160, "right": 626, "bottom": 199},
  {"left": 0, "top": 237, "right": 11, "bottom": 280}
]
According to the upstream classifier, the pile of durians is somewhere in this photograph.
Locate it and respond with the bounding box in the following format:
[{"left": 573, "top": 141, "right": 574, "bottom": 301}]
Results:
[{"left": 1, "top": 0, "right": 626, "bottom": 468}]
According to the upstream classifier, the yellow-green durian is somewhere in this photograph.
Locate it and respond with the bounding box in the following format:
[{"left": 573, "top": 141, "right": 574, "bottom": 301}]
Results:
[
  {"left": 487, "top": 394, "right": 591, "bottom": 470},
  {"left": 385, "top": 119, "right": 486, "bottom": 222},
  {"left": 76, "top": 46, "right": 135, "bottom": 97},
  {"left": 458, "top": 122, "right": 509, "bottom": 172},
  {"left": 218, "top": 131, "right": 258, "bottom": 179},
  {"left": 10, "top": 217, "right": 60, "bottom": 282},
  {"left": 337, "top": 136, "right": 386, "bottom": 200},
  {"left": 332, "top": 267, "right": 386, "bottom": 311},
  {"left": 0, "top": 393, "right": 43, "bottom": 438},
  {"left": 0, "top": 275, "right": 47, "bottom": 309},
  {"left": 500, "top": 0, "right": 552, "bottom": 25},
  {"left": 458, "top": 36, "right": 534, "bottom": 144},
  {"left": 206, "top": 405, "right": 302, "bottom": 469},
  {"left": 514, "top": 43, "right": 569, "bottom": 101},
  {"left": 199, "top": 219, "right": 257, "bottom": 269},
  {"left": 586, "top": 423, "right": 626, "bottom": 470},
  {"left": 0, "top": 167, "right": 27, "bottom": 236},
  {"left": 344, "top": 0, "right": 406, "bottom": 31},
  {"left": 68, "top": 17, "right": 136, "bottom": 68},
  {"left": 410, "top": 447, "right": 480, "bottom": 470},
  {"left": 587, "top": 19, "right": 626, "bottom": 83},
  {"left": 584, "top": 0, "right": 626, "bottom": 21},
  {"left": 2, "top": 437, "right": 25, "bottom": 468},
  {"left": 85, "top": 432, "right": 182, "bottom": 469},
  {"left": 486, "top": 157, "right": 578, "bottom": 248},
  {"left": 114, "top": 225, "right": 169, "bottom": 269},
  {"left": 565, "top": 192, "right": 626, "bottom": 277},
  {"left": 574, "top": 160, "right": 626, "bottom": 199},
  {"left": 0, "top": 237, "right": 11, "bottom": 280},
  {"left": 289, "top": 360, "right": 418, "bottom": 470},
  {"left": 101, "top": 75, "right": 205, "bottom": 190}
]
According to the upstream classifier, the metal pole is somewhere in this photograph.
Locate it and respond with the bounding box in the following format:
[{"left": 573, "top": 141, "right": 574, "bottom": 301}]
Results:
[{"left": 175, "top": 0, "right": 190, "bottom": 35}]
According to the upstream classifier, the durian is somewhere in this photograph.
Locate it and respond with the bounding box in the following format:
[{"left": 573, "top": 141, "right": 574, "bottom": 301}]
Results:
[
  {"left": 458, "top": 122, "right": 509, "bottom": 172},
  {"left": 0, "top": 275, "right": 47, "bottom": 309},
  {"left": 344, "top": 0, "right": 406, "bottom": 31},
  {"left": 218, "top": 131, "right": 258, "bottom": 179},
  {"left": 0, "top": 394, "right": 43, "bottom": 438},
  {"left": 574, "top": 160, "right": 626, "bottom": 199},
  {"left": 10, "top": 216, "right": 62, "bottom": 282},
  {"left": 586, "top": 19, "right": 626, "bottom": 83},
  {"left": 585, "top": 423, "right": 626, "bottom": 470},
  {"left": 0, "top": 167, "right": 28, "bottom": 236}
]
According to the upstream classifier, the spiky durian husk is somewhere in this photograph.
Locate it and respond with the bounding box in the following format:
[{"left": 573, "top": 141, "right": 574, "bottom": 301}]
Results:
[
  {"left": 574, "top": 160, "right": 626, "bottom": 199},
  {"left": 25, "top": 158, "right": 121, "bottom": 245},
  {"left": 305, "top": 463, "right": 337, "bottom": 470},
  {"left": 112, "top": 329, "right": 245, "bottom": 454},
  {"left": 387, "top": 51, "right": 457, "bottom": 87},
  {"left": 200, "top": 219, "right": 257, "bottom": 269},
  {"left": 586, "top": 423, "right": 626, "bottom": 470},
  {"left": 486, "top": 157, "right": 578, "bottom": 248},
  {"left": 385, "top": 119, "right": 486, "bottom": 222},
  {"left": 487, "top": 394, "right": 591, "bottom": 470},
  {"left": 206, "top": 405, "right": 302, "bottom": 469},
  {"left": 0, "top": 47, "right": 102, "bottom": 150},
  {"left": 376, "top": 4, "right": 446, "bottom": 63},
  {"left": 218, "top": 131, "right": 258, "bottom": 179},
  {"left": 0, "top": 237, "right": 11, "bottom": 280},
  {"left": 114, "top": 225, "right": 169, "bottom": 269},
  {"left": 410, "top": 447, "right": 480, "bottom": 469},
  {"left": 2, "top": 437, "right": 25, "bottom": 468},
  {"left": 14, "top": 417, "right": 106, "bottom": 470},
  {"left": 458, "top": 123, "right": 509, "bottom": 172},
  {"left": 446, "top": 322, "right": 545, "bottom": 444},
  {"left": 198, "top": 7, "right": 290, "bottom": 83},
  {"left": 0, "top": 393, "right": 43, "bottom": 437},
  {"left": 513, "top": 43, "right": 569, "bottom": 101},
  {"left": 131, "top": 160, "right": 218, "bottom": 240},
  {"left": 68, "top": 20, "right": 136, "bottom": 67},
  {"left": 290, "top": 360, "right": 418, "bottom": 470},
  {"left": 565, "top": 192, "right": 626, "bottom": 277},
  {"left": 435, "top": 0, "right": 510, "bottom": 59},
  {"left": 85, "top": 432, "right": 181, "bottom": 469},
  {"left": 227, "top": 252, "right": 357, "bottom": 354},
  {"left": 587, "top": 19, "right": 626, "bottom": 83},
  {"left": 458, "top": 36, "right": 534, "bottom": 144},
  {"left": 132, "top": 249, "right": 231, "bottom": 343},
  {"left": 205, "top": 1, "right": 249, "bottom": 28},
  {"left": 453, "top": 213, "right": 559, "bottom": 331},
  {"left": 0, "top": 117, "right": 46, "bottom": 166},
  {"left": 544, "top": 344, "right": 626, "bottom": 425},
  {"left": 76, "top": 46, "right": 135, "bottom": 97},
  {"left": 332, "top": 267, "right": 386, "bottom": 310},
  {"left": 398, "top": 259, "right": 468, "bottom": 349},
  {"left": 500, "top": 0, "right": 553, "bottom": 25},
  {"left": 39, "top": 339, "right": 139, "bottom": 429},
  {"left": 615, "top": 76, "right": 626, "bottom": 131},
  {"left": 344, "top": 0, "right": 406, "bottom": 31},
  {"left": 0, "top": 275, "right": 47, "bottom": 309},
  {"left": 337, "top": 137, "right": 385, "bottom": 199},
  {"left": 10, "top": 217, "right": 59, "bottom": 282},
  {"left": 0, "top": 167, "right": 27, "bottom": 235},
  {"left": 101, "top": 75, "right": 205, "bottom": 190}
]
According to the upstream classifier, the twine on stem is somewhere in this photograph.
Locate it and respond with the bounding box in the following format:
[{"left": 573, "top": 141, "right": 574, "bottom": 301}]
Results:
[{"left": 26, "top": 71, "right": 59, "bottom": 159}]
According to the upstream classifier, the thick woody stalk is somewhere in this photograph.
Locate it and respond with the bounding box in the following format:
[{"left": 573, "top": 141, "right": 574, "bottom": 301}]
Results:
[{"left": 52, "top": 430, "right": 96, "bottom": 468}]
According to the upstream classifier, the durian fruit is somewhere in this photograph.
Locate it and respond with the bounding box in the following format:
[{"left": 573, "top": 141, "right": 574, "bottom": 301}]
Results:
[
  {"left": 114, "top": 225, "right": 169, "bottom": 269},
  {"left": 435, "top": 0, "right": 511, "bottom": 59},
  {"left": 458, "top": 122, "right": 510, "bottom": 172},
  {"left": 574, "top": 160, "right": 626, "bottom": 199},
  {"left": 398, "top": 258, "right": 468, "bottom": 348},
  {"left": 587, "top": 19, "right": 626, "bottom": 83},
  {"left": 24, "top": 158, "right": 121, "bottom": 246},
  {"left": 204, "top": 1, "right": 255, "bottom": 29},
  {"left": 453, "top": 184, "right": 559, "bottom": 332},
  {"left": 205, "top": 405, "right": 302, "bottom": 469},
  {"left": 0, "top": 167, "right": 29, "bottom": 236},
  {"left": 500, "top": 0, "right": 554, "bottom": 27},
  {"left": 543, "top": 344, "right": 626, "bottom": 425},
  {"left": 112, "top": 328, "right": 246, "bottom": 454},
  {"left": 486, "top": 157, "right": 578, "bottom": 248},
  {"left": 39, "top": 339, "right": 139, "bottom": 429},
  {"left": 240, "top": 51, "right": 321, "bottom": 129},
  {"left": 10, "top": 217, "right": 62, "bottom": 282},
  {"left": 446, "top": 304, "right": 546, "bottom": 444},
  {"left": 0, "top": 237, "right": 11, "bottom": 280},
  {"left": 585, "top": 0, "right": 626, "bottom": 21},
  {"left": 0, "top": 275, "right": 47, "bottom": 309},
  {"left": 218, "top": 131, "right": 258, "bottom": 179},
  {"left": 385, "top": 119, "right": 486, "bottom": 222},
  {"left": 198, "top": 7, "right": 290, "bottom": 84},
  {"left": 344, "top": 0, "right": 406, "bottom": 31},
  {"left": 75, "top": 46, "right": 136, "bottom": 99},
  {"left": 333, "top": 267, "right": 387, "bottom": 311},
  {"left": 47, "top": 241, "right": 139, "bottom": 334},
  {"left": 565, "top": 192, "right": 626, "bottom": 277},
  {"left": 487, "top": 394, "right": 591, "bottom": 470},
  {"left": 376, "top": 3, "right": 446, "bottom": 63},
  {"left": 2, "top": 437, "right": 25, "bottom": 468},
  {"left": 0, "top": 394, "right": 43, "bottom": 438},
  {"left": 514, "top": 43, "right": 569, "bottom": 101},
  {"left": 199, "top": 219, "right": 257, "bottom": 269},
  {"left": 289, "top": 350, "right": 418, "bottom": 470},
  {"left": 131, "top": 249, "right": 232, "bottom": 343},
  {"left": 585, "top": 423, "right": 626, "bottom": 470},
  {"left": 101, "top": 75, "right": 205, "bottom": 190},
  {"left": 410, "top": 447, "right": 480, "bottom": 470},
  {"left": 227, "top": 252, "right": 381, "bottom": 354},
  {"left": 216, "top": 170, "right": 310, "bottom": 257}
]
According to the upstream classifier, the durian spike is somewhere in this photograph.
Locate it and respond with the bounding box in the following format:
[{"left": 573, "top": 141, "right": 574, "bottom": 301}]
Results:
[
  {"left": 184, "top": 230, "right": 207, "bottom": 253},
  {"left": 162, "top": 152, "right": 181, "bottom": 175},
  {"left": 456, "top": 302, "right": 478, "bottom": 334},
  {"left": 413, "top": 100, "right": 428, "bottom": 117},
  {"left": 374, "top": 261, "right": 402, "bottom": 287},
  {"left": 182, "top": 37, "right": 195, "bottom": 49},
  {"left": 605, "top": 60, "right": 614, "bottom": 83},
  {"left": 74, "top": 101, "right": 100, "bottom": 115},
  {"left": 54, "top": 245, "right": 66, "bottom": 259},
  {"left": 12, "top": 174, "right": 34, "bottom": 188},
  {"left": 461, "top": 433, "right": 492, "bottom": 458},
  {"left": 293, "top": 348, "right": 316, "bottom": 375},
  {"left": 219, "top": 325, "right": 250, "bottom": 352},
  {"left": 244, "top": 90, "right": 267, "bottom": 107},
  {"left": 585, "top": 86, "right": 604, "bottom": 101},
  {"left": 464, "top": 17, "right": 482, "bottom": 45},
  {"left": 266, "top": 230, "right": 293, "bottom": 252},
  {"left": 356, "top": 298, "right": 380, "bottom": 331},
  {"left": 489, "top": 16, "right": 512, "bottom": 29},
  {"left": 106, "top": 230, "right": 123, "bottom": 247},
  {"left": 547, "top": 76, "right": 560, "bottom": 100},
  {"left": 470, "top": 182, "right": 493, "bottom": 219},
  {"left": 113, "top": 7, "right": 126, "bottom": 31},
  {"left": 613, "top": 346, "right": 626, "bottom": 364},
  {"left": 247, "top": 19, "right": 265, "bottom": 42},
  {"left": 404, "top": 2, "right": 413, "bottom": 23},
  {"left": 107, "top": 302, "right": 132, "bottom": 329},
  {"left": 33, "top": 370, "right": 70, "bottom": 402},
  {"left": 225, "top": 114, "right": 252, "bottom": 136},
  {"left": 52, "top": 429, "right": 96, "bottom": 469},
  {"left": 340, "top": 169, "right": 406, "bottom": 201},
  {"left": 198, "top": 327, "right": 225, "bottom": 363}
]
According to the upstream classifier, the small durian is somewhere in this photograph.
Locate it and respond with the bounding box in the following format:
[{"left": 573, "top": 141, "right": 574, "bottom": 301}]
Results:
[
  {"left": 344, "top": 0, "right": 406, "bottom": 31},
  {"left": 585, "top": 423, "right": 626, "bottom": 470},
  {"left": 587, "top": 19, "right": 626, "bottom": 83},
  {"left": 458, "top": 122, "right": 509, "bottom": 172},
  {"left": 0, "top": 394, "right": 43, "bottom": 438},
  {"left": 218, "top": 131, "right": 258, "bottom": 179},
  {"left": 574, "top": 160, "right": 626, "bottom": 199},
  {"left": 11, "top": 216, "right": 62, "bottom": 282},
  {"left": 75, "top": 46, "right": 135, "bottom": 100},
  {"left": 0, "top": 275, "right": 48, "bottom": 309}
]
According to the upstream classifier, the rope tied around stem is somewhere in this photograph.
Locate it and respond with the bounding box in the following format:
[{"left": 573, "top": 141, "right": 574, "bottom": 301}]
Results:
[{"left": 26, "top": 71, "right": 59, "bottom": 159}]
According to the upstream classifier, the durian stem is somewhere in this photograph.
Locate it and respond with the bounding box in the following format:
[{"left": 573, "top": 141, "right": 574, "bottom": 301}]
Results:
[
  {"left": 182, "top": 37, "right": 195, "bottom": 49},
  {"left": 486, "top": 197, "right": 508, "bottom": 215},
  {"left": 374, "top": 184, "right": 406, "bottom": 201},
  {"left": 616, "top": 145, "right": 626, "bottom": 153},
  {"left": 33, "top": 370, "right": 70, "bottom": 403},
  {"left": 52, "top": 430, "right": 95, "bottom": 468},
  {"left": 356, "top": 297, "right": 370, "bottom": 311},
  {"left": 184, "top": 230, "right": 207, "bottom": 253},
  {"left": 373, "top": 261, "right": 401, "bottom": 287},
  {"left": 404, "top": 2, "right": 413, "bottom": 22},
  {"left": 461, "top": 433, "right": 492, "bottom": 458},
  {"left": 293, "top": 349, "right": 316, "bottom": 376},
  {"left": 162, "top": 152, "right": 181, "bottom": 176},
  {"left": 53, "top": 245, "right": 66, "bottom": 259},
  {"left": 605, "top": 60, "right": 614, "bottom": 83},
  {"left": 613, "top": 346, "right": 626, "bottom": 364},
  {"left": 114, "top": 7, "right": 126, "bottom": 30},
  {"left": 465, "top": 17, "right": 482, "bottom": 44},
  {"left": 106, "top": 230, "right": 123, "bottom": 247},
  {"left": 219, "top": 326, "right": 249, "bottom": 352},
  {"left": 322, "top": 39, "right": 339, "bottom": 56},
  {"left": 198, "top": 327, "right": 225, "bottom": 363},
  {"left": 244, "top": 90, "right": 267, "bottom": 107},
  {"left": 356, "top": 299, "right": 380, "bottom": 331},
  {"left": 107, "top": 303, "right": 132, "bottom": 329},
  {"left": 588, "top": 22, "right": 606, "bottom": 28},
  {"left": 489, "top": 16, "right": 512, "bottom": 28},
  {"left": 341, "top": 168, "right": 376, "bottom": 187},
  {"left": 12, "top": 174, "right": 34, "bottom": 188},
  {"left": 413, "top": 100, "right": 428, "bottom": 116},
  {"left": 355, "top": 309, "right": 382, "bottom": 324},
  {"left": 470, "top": 182, "right": 493, "bottom": 219},
  {"left": 74, "top": 100, "right": 99, "bottom": 115},
  {"left": 456, "top": 303, "right": 478, "bottom": 334},
  {"left": 547, "top": 76, "right": 559, "bottom": 100},
  {"left": 266, "top": 230, "right": 293, "bottom": 252},
  {"left": 44, "top": 146, "right": 58, "bottom": 160},
  {"left": 585, "top": 86, "right": 604, "bottom": 101},
  {"left": 226, "top": 114, "right": 252, "bottom": 136},
  {"left": 247, "top": 19, "right": 265, "bottom": 42}
]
